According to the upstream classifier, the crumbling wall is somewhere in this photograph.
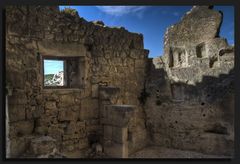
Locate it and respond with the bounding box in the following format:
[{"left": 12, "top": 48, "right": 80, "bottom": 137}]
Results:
[
  {"left": 6, "top": 6, "right": 149, "bottom": 158},
  {"left": 145, "top": 6, "right": 234, "bottom": 156}
]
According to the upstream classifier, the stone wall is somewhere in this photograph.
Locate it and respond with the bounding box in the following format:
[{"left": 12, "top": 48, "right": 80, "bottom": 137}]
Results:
[
  {"left": 145, "top": 6, "right": 234, "bottom": 156},
  {"left": 6, "top": 6, "right": 149, "bottom": 158}
]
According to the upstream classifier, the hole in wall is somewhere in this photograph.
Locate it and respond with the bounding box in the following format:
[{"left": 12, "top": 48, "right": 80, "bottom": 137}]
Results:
[
  {"left": 17, "top": 132, "right": 23, "bottom": 137},
  {"left": 156, "top": 100, "right": 162, "bottom": 106},
  {"left": 88, "top": 133, "right": 99, "bottom": 146},
  {"left": 196, "top": 43, "right": 206, "bottom": 58},
  {"left": 204, "top": 124, "right": 228, "bottom": 135},
  {"left": 128, "top": 131, "right": 132, "bottom": 141}
]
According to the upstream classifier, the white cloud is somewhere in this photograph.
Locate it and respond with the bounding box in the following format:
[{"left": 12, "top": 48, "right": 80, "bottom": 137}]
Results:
[{"left": 96, "top": 6, "right": 147, "bottom": 16}]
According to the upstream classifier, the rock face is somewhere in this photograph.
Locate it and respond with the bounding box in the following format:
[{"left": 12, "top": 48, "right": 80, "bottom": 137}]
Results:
[
  {"left": 44, "top": 71, "right": 64, "bottom": 86},
  {"left": 145, "top": 6, "right": 234, "bottom": 156},
  {"left": 5, "top": 5, "right": 234, "bottom": 158}
]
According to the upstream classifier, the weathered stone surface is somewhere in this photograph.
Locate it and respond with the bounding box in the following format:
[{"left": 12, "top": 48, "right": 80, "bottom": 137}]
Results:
[
  {"left": 45, "top": 101, "right": 57, "bottom": 109},
  {"left": 11, "top": 121, "right": 34, "bottom": 136},
  {"left": 104, "top": 142, "right": 128, "bottom": 158},
  {"left": 9, "top": 137, "right": 28, "bottom": 157},
  {"left": 103, "top": 105, "right": 135, "bottom": 127},
  {"left": 30, "top": 136, "right": 57, "bottom": 156},
  {"left": 79, "top": 99, "right": 98, "bottom": 120},
  {"left": 58, "top": 109, "right": 78, "bottom": 121},
  {"left": 8, "top": 104, "right": 25, "bottom": 122},
  {"left": 112, "top": 127, "right": 128, "bottom": 144}
]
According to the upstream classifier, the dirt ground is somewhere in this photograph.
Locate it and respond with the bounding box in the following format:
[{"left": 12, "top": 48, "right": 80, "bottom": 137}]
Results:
[{"left": 129, "top": 146, "right": 231, "bottom": 159}]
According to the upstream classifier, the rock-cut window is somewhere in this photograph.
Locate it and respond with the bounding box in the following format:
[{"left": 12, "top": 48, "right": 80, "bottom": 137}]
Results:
[
  {"left": 42, "top": 56, "right": 85, "bottom": 89},
  {"left": 43, "top": 59, "right": 66, "bottom": 87}
]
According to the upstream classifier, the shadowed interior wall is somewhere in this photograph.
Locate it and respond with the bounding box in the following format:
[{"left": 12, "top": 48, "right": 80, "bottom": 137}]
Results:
[{"left": 145, "top": 6, "right": 234, "bottom": 156}]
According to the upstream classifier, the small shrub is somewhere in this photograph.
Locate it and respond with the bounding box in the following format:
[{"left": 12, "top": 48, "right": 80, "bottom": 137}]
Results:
[{"left": 61, "top": 7, "right": 78, "bottom": 17}]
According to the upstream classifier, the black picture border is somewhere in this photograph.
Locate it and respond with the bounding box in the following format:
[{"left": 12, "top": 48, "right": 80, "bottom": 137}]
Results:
[{"left": 0, "top": 0, "right": 239, "bottom": 163}]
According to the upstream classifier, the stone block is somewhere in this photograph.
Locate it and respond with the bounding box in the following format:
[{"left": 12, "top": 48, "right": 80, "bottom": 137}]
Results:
[
  {"left": 78, "top": 138, "right": 89, "bottom": 150},
  {"left": 65, "top": 121, "right": 77, "bottom": 135},
  {"left": 45, "top": 101, "right": 57, "bottom": 109},
  {"left": 129, "top": 49, "right": 138, "bottom": 59},
  {"left": 8, "top": 94, "right": 27, "bottom": 105},
  {"left": 112, "top": 127, "right": 128, "bottom": 144},
  {"left": 99, "top": 86, "right": 120, "bottom": 100},
  {"left": 30, "top": 136, "right": 56, "bottom": 156},
  {"left": 35, "top": 126, "right": 48, "bottom": 135},
  {"left": 8, "top": 104, "right": 25, "bottom": 122},
  {"left": 104, "top": 105, "right": 135, "bottom": 127},
  {"left": 79, "top": 99, "right": 98, "bottom": 120},
  {"left": 48, "top": 125, "right": 64, "bottom": 141},
  {"left": 63, "top": 134, "right": 81, "bottom": 141},
  {"left": 104, "top": 125, "right": 113, "bottom": 140},
  {"left": 7, "top": 70, "right": 25, "bottom": 89},
  {"left": 13, "top": 120, "right": 34, "bottom": 136},
  {"left": 45, "top": 108, "right": 58, "bottom": 117},
  {"left": 9, "top": 137, "right": 28, "bottom": 158},
  {"left": 58, "top": 109, "right": 78, "bottom": 121},
  {"left": 59, "top": 94, "right": 75, "bottom": 106},
  {"left": 135, "top": 59, "right": 146, "bottom": 68},
  {"left": 91, "top": 84, "right": 99, "bottom": 98},
  {"left": 86, "top": 125, "right": 101, "bottom": 135},
  {"left": 104, "top": 142, "right": 128, "bottom": 158}
]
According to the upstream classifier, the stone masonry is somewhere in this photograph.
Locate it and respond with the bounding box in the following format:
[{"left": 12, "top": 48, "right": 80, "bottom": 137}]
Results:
[
  {"left": 5, "top": 6, "right": 234, "bottom": 158},
  {"left": 145, "top": 6, "right": 234, "bottom": 156}
]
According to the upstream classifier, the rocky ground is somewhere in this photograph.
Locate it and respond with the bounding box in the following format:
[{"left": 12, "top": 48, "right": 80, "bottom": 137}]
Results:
[{"left": 129, "top": 146, "right": 230, "bottom": 158}]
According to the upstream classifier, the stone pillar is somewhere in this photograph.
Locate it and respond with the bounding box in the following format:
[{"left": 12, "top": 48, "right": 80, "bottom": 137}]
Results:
[
  {"left": 98, "top": 86, "right": 120, "bottom": 144},
  {"left": 102, "top": 105, "right": 135, "bottom": 158}
]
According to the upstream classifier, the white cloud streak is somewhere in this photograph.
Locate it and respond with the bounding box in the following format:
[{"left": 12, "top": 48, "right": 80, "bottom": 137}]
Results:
[{"left": 96, "top": 6, "right": 147, "bottom": 16}]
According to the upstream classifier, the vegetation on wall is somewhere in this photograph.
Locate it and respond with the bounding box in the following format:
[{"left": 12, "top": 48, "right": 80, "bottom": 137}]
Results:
[{"left": 61, "top": 7, "right": 78, "bottom": 17}]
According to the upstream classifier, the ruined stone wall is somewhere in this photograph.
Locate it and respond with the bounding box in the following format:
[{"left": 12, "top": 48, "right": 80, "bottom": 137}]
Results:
[
  {"left": 145, "top": 6, "right": 234, "bottom": 156},
  {"left": 6, "top": 6, "right": 149, "bottom": 157}
]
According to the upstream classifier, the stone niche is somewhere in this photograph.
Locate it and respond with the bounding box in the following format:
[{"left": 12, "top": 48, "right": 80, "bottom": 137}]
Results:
[
  {"left": 196, "top": 42, "right": 207, "bottom": 58},
  {"left": 169, "top": 47, "right": 187, "bottom": 67}
]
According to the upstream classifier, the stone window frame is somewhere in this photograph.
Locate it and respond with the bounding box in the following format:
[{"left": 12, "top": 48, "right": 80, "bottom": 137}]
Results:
[{"left": 41, "top": 55, "right": 84, "bottom": 89}]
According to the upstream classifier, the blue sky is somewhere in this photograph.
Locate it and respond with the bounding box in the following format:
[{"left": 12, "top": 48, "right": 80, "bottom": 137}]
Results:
[
  {"left": 44, "top": 60, "right": 63, "bottom": 74},
  {"left": 59, "top": 5, "right": 234, "bottom": 58}
]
